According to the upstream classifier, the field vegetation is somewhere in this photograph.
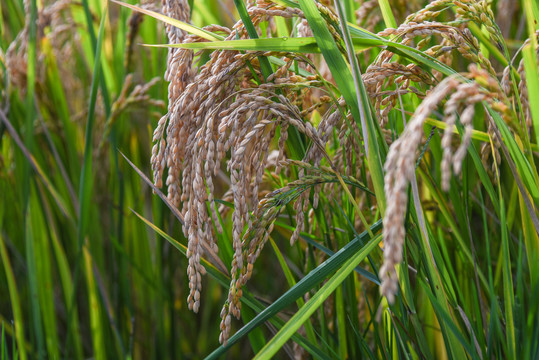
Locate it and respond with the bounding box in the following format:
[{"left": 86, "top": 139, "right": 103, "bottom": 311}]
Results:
[{"left": 1, "top": 0, "right": 539, "bottom": 358}]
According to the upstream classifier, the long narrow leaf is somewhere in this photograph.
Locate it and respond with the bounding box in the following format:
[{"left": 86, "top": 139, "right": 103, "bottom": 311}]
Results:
[
  {"left": 143, "top": 36, "right": 377, "bottom": 53},
  {"left": 111, "top": 0, "right": 224, "bottom": 41},
  {"left": 254, "top": 235, "right": 382, "bottom": 359},
  {"left": 298, "top": 0, "right": 387, "bottom": 213},
  {"left": 0, "top": 235, "right": 27, "bottom": 360},
  {"left": 205, "top": 220, "right": 382, "bottom": 359}
]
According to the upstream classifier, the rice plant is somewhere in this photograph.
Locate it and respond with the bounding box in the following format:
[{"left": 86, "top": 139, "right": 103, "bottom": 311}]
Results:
[{"left": 1, "top": 0, "right": 538, "bottom": 358}]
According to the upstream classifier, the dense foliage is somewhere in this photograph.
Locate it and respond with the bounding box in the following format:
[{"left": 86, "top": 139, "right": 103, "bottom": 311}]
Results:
[{"left": 1, "top": 0, "right": 538, "bottom": 358}]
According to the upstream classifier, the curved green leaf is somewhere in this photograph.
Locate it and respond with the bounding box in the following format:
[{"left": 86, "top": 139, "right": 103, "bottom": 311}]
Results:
[
  {"left": 205, "top": 220, "right": 382, "bottom": 359},
  {"left": 111, "top": 0, "right": 224, "bottom": 41},
  {"left": 254, "top": 234, "right": 382, "bottom": 359}
]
